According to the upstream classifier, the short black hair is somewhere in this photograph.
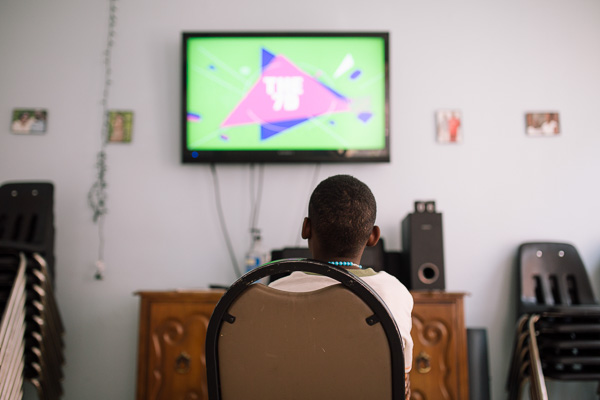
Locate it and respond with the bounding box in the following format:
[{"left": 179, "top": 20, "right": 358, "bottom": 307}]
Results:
[{"left": 308, "top": 175, "right": 377, "bottom": 258}]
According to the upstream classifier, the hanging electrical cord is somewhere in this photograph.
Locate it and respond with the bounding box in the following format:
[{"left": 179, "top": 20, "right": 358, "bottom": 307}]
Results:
[
  {"left": 249, "top": 164, "right": 256, "bottom": 229},
  {"left": 210, "top": 164, "right": 242, "bottom": 278},
  {"left": 88, "top": 0, "right": 118, "bottom": 280},
  {"left": 295, "top": 163, "right": 321, "bottom": 247},
  {"left": 249, "top": 164, "right": 264, "bottom": 232},
  {"left": 247, "top": 164, "right": 265, "bottom": 268},
  {"left": 248, "top": 164, "right": 257, "bottom": 229}
]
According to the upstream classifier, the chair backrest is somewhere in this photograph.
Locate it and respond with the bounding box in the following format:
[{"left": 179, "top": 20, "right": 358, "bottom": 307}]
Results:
[
  {"left": 0, "top": 182, "right": 55, "bottom": 281},
  {"left": 0, "top": 182, "right": 54, "bottom": 251},
  {"left": 518, "top": 242, "right": 597, "bottom": 315},
  {"left": 206, "top": 259, "right": 404, "bottom": 400}
]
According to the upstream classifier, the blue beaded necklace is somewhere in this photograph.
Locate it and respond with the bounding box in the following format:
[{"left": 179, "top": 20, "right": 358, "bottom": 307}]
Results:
[{"left": 327, "top": 261, "right": 362, "bottom": 269}]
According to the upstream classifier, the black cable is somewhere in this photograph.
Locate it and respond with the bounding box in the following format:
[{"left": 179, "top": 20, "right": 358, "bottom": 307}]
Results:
[{"left": 210, "top": 164, "right": 242, "bottom": 278}]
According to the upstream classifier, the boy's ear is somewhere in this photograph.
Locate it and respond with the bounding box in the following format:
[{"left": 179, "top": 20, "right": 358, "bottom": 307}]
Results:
[
  {"left": 301, "top": 217, "right": 312, "bottom": 239},
  {"left": 366, "top": 225, "right": 381, "bottom": 247}
]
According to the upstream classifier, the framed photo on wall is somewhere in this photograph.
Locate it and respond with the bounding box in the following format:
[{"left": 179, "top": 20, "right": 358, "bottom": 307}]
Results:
[
  {"left": 525, "top": 112, "right": 560, "bottom": 136},
  {"left": 436, "top": 110, "right": 463, "bottom": 143},
  {"left": 10, "top": 109, "right": 47, "bottom": 134},
  {"left": 107, "top": 110, "right": 134, "bottom": 143}
]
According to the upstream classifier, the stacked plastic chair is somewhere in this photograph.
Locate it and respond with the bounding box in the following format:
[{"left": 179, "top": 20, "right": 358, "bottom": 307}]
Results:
[
  {"left": 507, "top": 242, "right": 600, "bottom": 400},
  {"left": 0, "top": 251, "right": 27, "bottom": 399},
  {"left": 0, "top": 182, "right": 65, "bottom": 399}
]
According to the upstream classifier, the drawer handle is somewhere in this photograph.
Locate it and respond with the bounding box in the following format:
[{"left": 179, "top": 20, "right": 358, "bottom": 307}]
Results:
[
  {"left": 415, "top": 351, "right": 431, "bottom": 374},
  {"left": 175, "top": 351, "right": 191, "bottom": 374}
]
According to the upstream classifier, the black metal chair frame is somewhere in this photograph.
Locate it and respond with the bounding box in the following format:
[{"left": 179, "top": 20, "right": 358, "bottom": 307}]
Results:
[{"left": 205, "top": 258, "right": 405, "bottom": 400}]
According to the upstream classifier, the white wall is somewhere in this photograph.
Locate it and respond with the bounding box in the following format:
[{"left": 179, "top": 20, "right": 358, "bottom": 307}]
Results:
[{"left": 2, "top": 0, "right": 600, "bottom": 399}]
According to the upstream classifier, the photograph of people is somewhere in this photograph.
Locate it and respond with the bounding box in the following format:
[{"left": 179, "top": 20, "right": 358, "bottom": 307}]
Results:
[
  {"left": 526, "top": 113, "right": 542, "bottom": 136},
  {"left": 108, "top": 110, "right": 133, "bottom": 143},
  {"left": 11, "top": 109, "right": 48, "bottom": 134},
  {"left": 436, "top": 110, "right": 463, "bottom": 143},
  {"left": 525, "top": 112, "right": 560, "bottom": 136},
  {"left": 11, "top": 110, "right": 34, "bottom": 133},
  {"left": 540, "top": 113, "right": 559, "bottom": 135},
  {"left": 30, "top": 110, "right": 47, "bottom": 132}
]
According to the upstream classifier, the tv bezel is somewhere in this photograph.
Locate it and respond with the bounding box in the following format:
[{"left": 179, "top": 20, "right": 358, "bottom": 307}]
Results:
[{"left": 181, "top": 31, "right": 390, "bottom": 164}]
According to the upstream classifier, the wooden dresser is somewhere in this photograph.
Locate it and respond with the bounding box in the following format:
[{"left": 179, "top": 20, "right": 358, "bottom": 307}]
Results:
[
  {"left": 409, "top": 292, "right": 469, "bottom": 400},
  {"left": 135, "top": 290, "right": 225, "bottom": 400},
  {"left": 135, "top": 290, "right": 468, "bottom": 400}
]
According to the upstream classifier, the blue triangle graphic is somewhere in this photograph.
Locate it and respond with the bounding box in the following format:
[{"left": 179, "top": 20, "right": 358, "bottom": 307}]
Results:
[
  {"left": 261, "top": 48, "right": 276, "bottom": 70},
  {"left": 261, "top": 118, "right": 309, "bottom": 140}
]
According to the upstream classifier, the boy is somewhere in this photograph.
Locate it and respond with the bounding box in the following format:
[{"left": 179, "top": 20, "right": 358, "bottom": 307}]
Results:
[{"left": 270, "top": 174, "right": 413, "bottom": 397}]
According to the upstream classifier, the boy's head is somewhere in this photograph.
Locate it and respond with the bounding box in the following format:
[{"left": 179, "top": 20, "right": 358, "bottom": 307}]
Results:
[{"left": 303, "top": 175, "right": 379, "bottom": 260}]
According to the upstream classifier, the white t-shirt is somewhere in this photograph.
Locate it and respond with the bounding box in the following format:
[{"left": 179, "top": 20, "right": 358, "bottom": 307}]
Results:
[{"left": 269, "top": 269, "right": 414, "bottom": 372}]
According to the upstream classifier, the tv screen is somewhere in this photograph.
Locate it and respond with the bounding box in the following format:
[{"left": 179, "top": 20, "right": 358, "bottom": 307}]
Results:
[{"left": 182, "top": 32, "right": 390, "bottom": 163}]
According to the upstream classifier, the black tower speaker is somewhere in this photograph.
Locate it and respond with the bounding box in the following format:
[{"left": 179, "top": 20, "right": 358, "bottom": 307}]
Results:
[{"left": 400, "top": 201, "right": 445, "bottom": 290}]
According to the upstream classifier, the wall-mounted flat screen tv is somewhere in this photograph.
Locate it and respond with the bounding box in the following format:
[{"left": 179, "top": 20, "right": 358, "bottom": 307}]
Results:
[{"left": 182, "top": 32, "right": 390, "bottom": 163}]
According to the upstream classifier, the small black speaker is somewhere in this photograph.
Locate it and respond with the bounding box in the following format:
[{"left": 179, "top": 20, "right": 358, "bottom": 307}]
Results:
[{"left": 400, "top": 201, "right": 445, "bottom": 290}]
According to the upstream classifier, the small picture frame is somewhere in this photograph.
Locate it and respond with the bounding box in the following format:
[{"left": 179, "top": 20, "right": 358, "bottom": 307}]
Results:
[
  {"left": 10, "top": 109, "right": 47, "bottom": 134},
  {"left": 525, "top": 112, "right": 560, "bottom": 136},
  {"left": 436, "top": 110, "right": 463, "bottom": 143},
  {"left": 107, "top": 110, "right": 133, "bottom": 143}
]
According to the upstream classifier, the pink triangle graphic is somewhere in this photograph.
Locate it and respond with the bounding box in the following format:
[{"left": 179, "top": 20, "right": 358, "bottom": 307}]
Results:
[{"left": 221, "top": 55, "right": 350, "bottom": 128}]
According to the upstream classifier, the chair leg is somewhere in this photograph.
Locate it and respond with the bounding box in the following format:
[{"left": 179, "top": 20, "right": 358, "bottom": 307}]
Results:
[
  {"left": 527, "top": 315, "right": 548, "bottom": 400},
  {"left": 508, "top": 315, "right": 530, "bottom": 400}
]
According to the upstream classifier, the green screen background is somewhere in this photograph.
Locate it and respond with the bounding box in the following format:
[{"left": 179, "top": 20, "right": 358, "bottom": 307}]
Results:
[{"left": 186, "top": 36, "right": 387, "bottom": 151}]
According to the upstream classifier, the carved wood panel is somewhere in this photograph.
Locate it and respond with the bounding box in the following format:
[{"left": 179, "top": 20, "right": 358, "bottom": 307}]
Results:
[
  {"left": 409, "top": 292, "right": 468, "bottom": 400},
  {"left": 136, "top": 291, "right": 224, "bottom": 400}
]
